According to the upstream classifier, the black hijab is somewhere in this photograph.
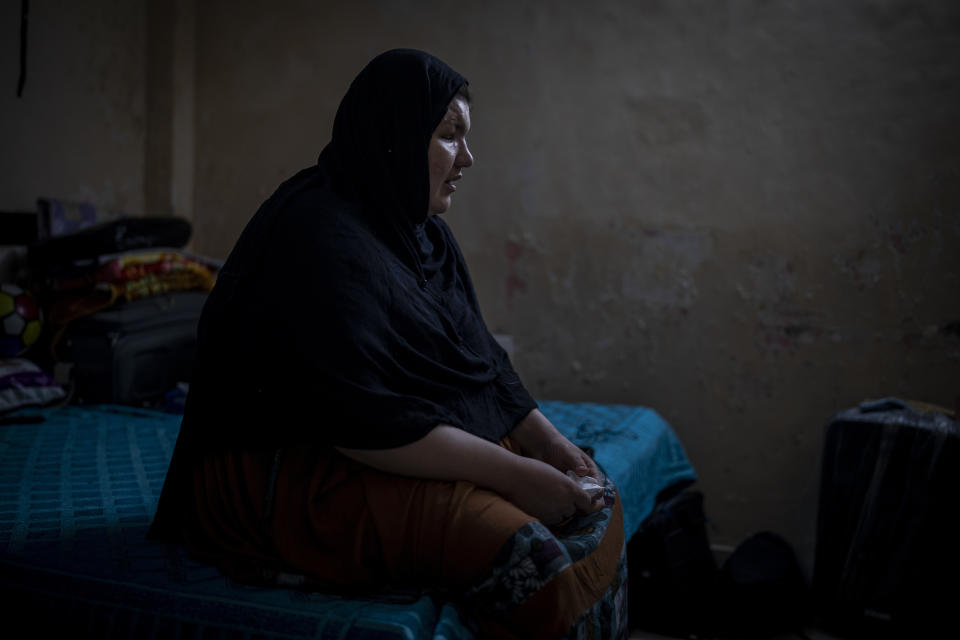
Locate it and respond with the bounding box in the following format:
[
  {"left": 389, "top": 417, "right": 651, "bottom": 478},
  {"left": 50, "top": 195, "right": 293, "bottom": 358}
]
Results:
[{"left": 150, "top": 50, "right": 536, "bottom": 540}]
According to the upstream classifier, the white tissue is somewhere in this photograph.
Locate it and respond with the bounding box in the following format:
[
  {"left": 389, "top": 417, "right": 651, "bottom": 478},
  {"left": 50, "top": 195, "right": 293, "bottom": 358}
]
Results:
[{"left": 566, "top": 470, "right": 604, "bottom": 499}]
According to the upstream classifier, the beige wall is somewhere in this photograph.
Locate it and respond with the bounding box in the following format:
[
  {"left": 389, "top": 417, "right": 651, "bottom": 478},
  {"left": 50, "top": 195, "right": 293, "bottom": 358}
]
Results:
[
  {"left": 3, "top": 0, "right": 959, "bottom": 577},
  {"left": 0, "top": 0, "right": 194, "bottom": 225},
  {"left": 0, "top": 0, "right": 146, "bottom": 216}
]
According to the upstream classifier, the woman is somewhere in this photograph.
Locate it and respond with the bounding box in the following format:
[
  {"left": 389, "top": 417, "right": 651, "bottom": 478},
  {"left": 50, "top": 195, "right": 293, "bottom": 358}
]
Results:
[{"left": 150, "top": 49, "right": 626, "bottom": 638}]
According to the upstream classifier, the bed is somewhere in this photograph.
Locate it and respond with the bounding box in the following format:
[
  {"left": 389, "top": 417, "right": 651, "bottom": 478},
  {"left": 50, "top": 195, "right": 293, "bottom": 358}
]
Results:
[{"left": 1, "top": 400, "right": 696, "bottom": 638}]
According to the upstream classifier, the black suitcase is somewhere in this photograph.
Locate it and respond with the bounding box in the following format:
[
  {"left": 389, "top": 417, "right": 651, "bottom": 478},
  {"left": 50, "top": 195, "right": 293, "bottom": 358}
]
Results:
[
  {"left": 61, "top": 291, "right": 207, "bottom": 406},
  {"left": 813, "top": 399, "right": 959, "bottom": 638}
]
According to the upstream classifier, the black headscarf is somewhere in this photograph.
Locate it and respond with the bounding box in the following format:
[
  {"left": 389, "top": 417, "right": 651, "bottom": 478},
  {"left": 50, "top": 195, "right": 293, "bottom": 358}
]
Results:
[{"left": 150, "top": 50, "right": 536, "bottom": 541}]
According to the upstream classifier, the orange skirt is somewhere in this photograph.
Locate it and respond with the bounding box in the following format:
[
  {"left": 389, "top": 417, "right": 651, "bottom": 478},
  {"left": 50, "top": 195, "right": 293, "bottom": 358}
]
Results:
[{"left": 185, "top": 436, "right": 627, "bottom": 639}]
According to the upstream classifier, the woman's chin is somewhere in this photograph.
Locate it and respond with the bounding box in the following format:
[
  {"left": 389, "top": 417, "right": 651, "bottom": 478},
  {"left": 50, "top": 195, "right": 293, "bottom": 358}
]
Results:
[{"left": 428, "top": 199, "right": 452, "bottom": 215}]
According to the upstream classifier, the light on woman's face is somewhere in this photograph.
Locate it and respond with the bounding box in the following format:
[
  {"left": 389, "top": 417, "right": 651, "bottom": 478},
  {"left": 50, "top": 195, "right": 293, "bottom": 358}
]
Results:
[{"left": 427, "top": 96, "right": 473, "bottom": 215}]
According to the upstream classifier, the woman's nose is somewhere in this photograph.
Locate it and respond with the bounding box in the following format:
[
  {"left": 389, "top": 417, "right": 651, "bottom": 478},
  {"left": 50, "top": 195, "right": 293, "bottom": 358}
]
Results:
[{"left": 458, "top": 141, "right": 474, "bottom": 168}]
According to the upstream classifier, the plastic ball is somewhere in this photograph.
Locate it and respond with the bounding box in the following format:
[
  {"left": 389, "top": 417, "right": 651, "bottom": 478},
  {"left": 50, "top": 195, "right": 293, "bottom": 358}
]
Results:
[{"left": 0, "top": 283, "right": 44, "bottom": 357}]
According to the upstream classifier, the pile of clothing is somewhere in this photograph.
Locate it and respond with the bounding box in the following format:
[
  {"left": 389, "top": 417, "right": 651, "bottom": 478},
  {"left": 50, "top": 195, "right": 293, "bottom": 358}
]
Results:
[
  {"left": 24, "top": 199, "right": 221, "bottom": 407},
  {"left": 39, "top": 246, "right": 219, "bottom": 348}
]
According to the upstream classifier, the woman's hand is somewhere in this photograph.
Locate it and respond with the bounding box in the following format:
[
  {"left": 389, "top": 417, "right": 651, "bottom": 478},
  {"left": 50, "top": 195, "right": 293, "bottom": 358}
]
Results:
[
  {"left": 503, "top": 456, "right": 600, "bottom": 525},
  {"left": 538, "top": 434, "right": 600, "bottom": 480},
  {"left": 509, "top": 409, "right": 606, "bottom": 512},
  {"left": 511, "top": 410, "right": 600, "bottom": 477}
]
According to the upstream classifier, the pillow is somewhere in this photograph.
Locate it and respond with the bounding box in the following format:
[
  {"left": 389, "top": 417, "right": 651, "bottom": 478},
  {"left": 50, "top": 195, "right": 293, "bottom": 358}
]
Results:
[{"left": 0, "top": 357, "right": 66, "bottom": 414}]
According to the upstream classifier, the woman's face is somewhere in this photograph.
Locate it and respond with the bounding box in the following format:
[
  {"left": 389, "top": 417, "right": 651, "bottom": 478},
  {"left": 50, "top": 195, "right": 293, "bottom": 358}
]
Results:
[{"left": 427, "top": 96, "right": 473, "bottom": 215}]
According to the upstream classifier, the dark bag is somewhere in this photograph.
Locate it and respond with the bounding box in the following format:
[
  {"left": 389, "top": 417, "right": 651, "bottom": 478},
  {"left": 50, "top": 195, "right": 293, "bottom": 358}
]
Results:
[
  {"left": 28, "top": 216, "right": 192, "bottom": 270},
  {"left": 628, "top": 488, "right": 719, "bottom": 637},
  {"left": 60, "top": 291, "right": 206, "bottom": 406},
  {"left": 717, "top": 531, "right": 811, "bottom": 639}
]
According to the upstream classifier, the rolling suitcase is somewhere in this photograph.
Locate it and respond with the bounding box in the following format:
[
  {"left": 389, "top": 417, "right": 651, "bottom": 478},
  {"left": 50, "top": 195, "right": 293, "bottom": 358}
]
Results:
[
  {"left": 60, "top": 291, "right": 207, "bottom": 406},
  {"left": 813, "top": 399, "right": 959, "bottom": 638}
]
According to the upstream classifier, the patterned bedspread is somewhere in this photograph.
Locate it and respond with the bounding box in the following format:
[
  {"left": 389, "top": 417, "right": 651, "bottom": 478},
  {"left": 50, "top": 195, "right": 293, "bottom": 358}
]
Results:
[{"left": 0, "top": 401, "right": 695, "bottom": 639}]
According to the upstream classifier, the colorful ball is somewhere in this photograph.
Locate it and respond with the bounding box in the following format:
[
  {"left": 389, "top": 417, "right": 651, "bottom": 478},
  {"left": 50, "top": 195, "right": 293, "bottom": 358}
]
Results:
[{"left": 0, "top": 283, "right": 44, "bottom": 357}]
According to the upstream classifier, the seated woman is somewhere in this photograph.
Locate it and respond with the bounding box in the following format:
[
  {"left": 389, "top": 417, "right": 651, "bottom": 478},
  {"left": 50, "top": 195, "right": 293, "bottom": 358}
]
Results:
[{"left": 149, "top": 49, "right": 625, "bottom": 639}]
